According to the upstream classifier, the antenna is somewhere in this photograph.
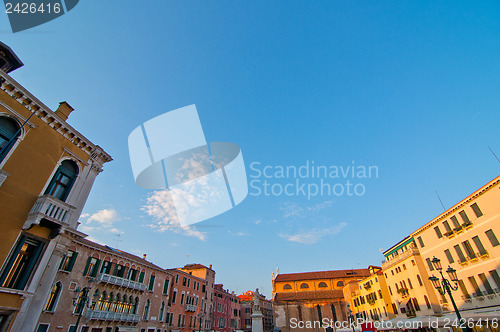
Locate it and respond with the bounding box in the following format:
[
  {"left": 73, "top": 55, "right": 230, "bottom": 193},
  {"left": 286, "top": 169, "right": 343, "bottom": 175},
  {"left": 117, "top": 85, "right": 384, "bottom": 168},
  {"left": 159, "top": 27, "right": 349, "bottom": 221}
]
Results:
[
  {"left": 114, "top": 234, "right": 122, "bottom": 248},
  {"left": 488, "top": 146, "right": 500, "bottom": 165},
  {"left": 435, "top": 190, "right": 446, "bottom": 211}
]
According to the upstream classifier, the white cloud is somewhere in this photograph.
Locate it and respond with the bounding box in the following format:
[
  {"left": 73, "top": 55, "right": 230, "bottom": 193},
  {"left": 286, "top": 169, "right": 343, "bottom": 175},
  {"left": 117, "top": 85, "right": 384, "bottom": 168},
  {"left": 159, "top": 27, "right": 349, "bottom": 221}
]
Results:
[
  {"left": 143, "top": 190, "right": 207, "bottom": 241},
  {"left": 280, "top": 200, "right": 334, "bottom": 219},
  {"left": 279, "top": 222, "right": 347, "bottom": 245},
  {"left": 79, "top": 208, "right": 123, "bottom": 236}
]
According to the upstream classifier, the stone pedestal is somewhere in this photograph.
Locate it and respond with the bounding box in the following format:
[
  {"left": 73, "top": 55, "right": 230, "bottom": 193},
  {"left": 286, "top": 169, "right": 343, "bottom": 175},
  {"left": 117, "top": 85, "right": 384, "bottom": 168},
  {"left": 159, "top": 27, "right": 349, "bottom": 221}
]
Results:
[{"left": 252, "top": 311, "right": 264, "bottom": 332}]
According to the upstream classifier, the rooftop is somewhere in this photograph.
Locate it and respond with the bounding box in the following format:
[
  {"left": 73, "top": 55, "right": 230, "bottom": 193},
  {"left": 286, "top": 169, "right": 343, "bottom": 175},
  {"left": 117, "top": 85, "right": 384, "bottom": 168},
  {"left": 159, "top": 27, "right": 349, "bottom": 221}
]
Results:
[
  {"left": 274, "top": 289, "right": 344, "bottom": 301},
  {"left": 274, "top": 268, "right": 370, "bottom": 282}
]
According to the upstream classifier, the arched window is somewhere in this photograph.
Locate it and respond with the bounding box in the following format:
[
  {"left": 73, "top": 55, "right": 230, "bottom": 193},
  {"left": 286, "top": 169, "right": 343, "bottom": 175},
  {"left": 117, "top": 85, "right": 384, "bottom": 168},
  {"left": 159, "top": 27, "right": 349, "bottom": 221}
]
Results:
[
  {"left": 424, "top": 295, "right": 431, "bottom": 309},
  {"left": 108, "top": 292, "right": 115, "bottom": 311},
  {"left": 412, "top": 298, "right": 420, "bottom": 311},
  {"left": 283, "top": 284, "right": 292, "bottom": 290},
  {"left": 159, "top": 301, "right": 165, "bottom": 321},
  {"left": 337, "top": 281, "right": 344, "bottom": 287},
  {"left": 44, "top": 281, "right": 62, "bottom": 312},
  {"left": 115, "top": 293, "right": 122, "bottom": 312},
  {"left": 417, "top": 275, "right": 423, "bottom": 286},
  {"left": 98, "top": 291, "right": 107, "bottom": 311},
  {"left": 0, "top": 116, "right": 20, "bottom": 163},
  {"left": 44, "top": 160, "right": 79, "bottom": 201},
  {"left": 318, "top": 282, "right": 328, "bottom": 288},
  {"left": 133, "top": 297, "right": 139, "bottom": 314},
  {"left": 143, "top": 299, "right": 150, "bottom": 320},
  {"left": 300, "top": 283, "right": 309, "bottom": 289}
]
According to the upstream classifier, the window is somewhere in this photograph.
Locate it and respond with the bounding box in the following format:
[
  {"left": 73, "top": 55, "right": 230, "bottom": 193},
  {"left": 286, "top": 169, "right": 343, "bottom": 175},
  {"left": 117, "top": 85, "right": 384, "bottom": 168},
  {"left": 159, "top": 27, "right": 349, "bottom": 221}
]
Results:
[
  {"left": 318, "top": 282, "right": 327, "bottom": 288},
  {"left": 451, "top": 216, "right": 461, "bottom": 229},
  {"left": 0, "top": 235, "right": 45, "bottom": 290},
  {"left": 300, "top": 283, "right": 309, "bottom": 289},
  {"left": 59, "top": 251, "right": 78, "bottom": 272},
  {"left": 143, "top": 299, "right": 150, "bottom": 320},
  {"left": 163, "top": 279, "right": 169, "bottom": 295},
  {"left": 407, "top": 278, "right": 413, "bottom": 289},
  {"left": 0, "top": 116, "right": 20, "bottom": 163},
  {"left": 472, "top": 236, "right": 487, "bottom": 256},
  {"left": 444, "top": 249, "right": 454, "bottom": 264},
  {"left": 462, "top": 241, "right": 476, "bottom": 259},
  {"left": 471, "top": 203, "right": 483, "bottom": 218},
  {"left": 490, "top": 270, "right": 500, "bottom": 289},
  {"left": 458, "top": 280, "right": 470, "bottom": 299},
  {"left": 36, "top": 324, "right": 49, "bottom": 332},
  {"left": 175, "top": 274, "right": 179, "bottom": 283},
  {"left": 424, "top": 296, "right": 431, "bottom": 309},
  {"left": 443, "top": 220, "right": 452, "bottom": 233},
  {"left": 434, "top": 226, "right": 443, "bottom": 239},
  {"left": 468, "top": 276, "right": 481, "bottom": 297},
  {"left": 159, "top": 301, "right": 165, "bottom": 321},
  {"left": 485, "top": 230, "right": 499, "bottom": 247},
  {"left": 100, "top": 260, "right": 112, "bottom": 275},
  {"left": 83, "top": 257, "right": 100, "bottom": 277},
  {"left": 114, "top": 264, "right": 125, "bottom": 278},
  {"left": 44, "top": 160, "right": 79, "bottom": 201},
  {"left": 148, "top": 274, "right": 155, "bottom": 291},
  {"left": 479, "top": 274, "right": 494, "bottom": 294},
  {"left": 138, "top": 271, "right": 145, "bottom": 283},
  {"left": 180, "top": 292, "right": 185, "bottom": 305},
  {"left": 337, "top": 281, "right": 344, "bottom": 287},
  {"left": 417, "top": 236, "right": 425, "bottom": 248},
  {"left": 459, "top": 210, "right": 470, "bottom": 225},
  {"left": 172, "top": 290, "right": 177, "bottom": 303},
  {"left": 44, "top": 282, "right": 62, "bottom": 311},
  {"left": 426, "top": 258, "right": 434, "bottom": 271},
  {"left": 454, "top": 245, "right": 467, "bottom": 263},
  {"left": 187, "top": 279, "right": 190, "bottom": 288},
  {"left": 183, "top": 277, "right": 187, "bottom": 286}
]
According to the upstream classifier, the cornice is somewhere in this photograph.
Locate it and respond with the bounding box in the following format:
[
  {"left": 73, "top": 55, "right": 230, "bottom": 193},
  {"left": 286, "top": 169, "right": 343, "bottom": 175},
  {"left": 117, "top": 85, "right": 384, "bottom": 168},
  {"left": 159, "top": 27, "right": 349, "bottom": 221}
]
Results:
[
  {"left": 411, "top": 177, "right": 500, "bottom": 237},
  {"left": 0, "top": 70, "right": 112, "bottom": 165}
]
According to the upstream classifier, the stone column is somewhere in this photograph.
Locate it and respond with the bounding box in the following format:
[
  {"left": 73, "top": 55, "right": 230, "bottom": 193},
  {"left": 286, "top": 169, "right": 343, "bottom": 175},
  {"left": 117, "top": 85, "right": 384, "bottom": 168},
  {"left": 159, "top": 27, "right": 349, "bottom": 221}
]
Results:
[{"left": 252, "top": 289, "right": 264, "bottom": 332}]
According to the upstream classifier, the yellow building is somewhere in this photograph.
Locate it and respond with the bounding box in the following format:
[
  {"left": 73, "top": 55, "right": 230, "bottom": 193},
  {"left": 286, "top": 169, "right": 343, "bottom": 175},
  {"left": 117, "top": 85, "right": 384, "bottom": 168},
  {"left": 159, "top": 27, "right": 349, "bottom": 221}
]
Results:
[
  {"left": 344, "top": 266, "right": 396, "bottom": 322},
  {"left": 381, "top": 237, "right": 442, "bottom": 318},
  {"left": 272, "top": 267, "right": 371, "bottom": 332},
  {"left": 411, "top": 174, "right": 500, "bottom": 315},
  {"left": 0, "top": 42, "right": 111, "bottom": 331}
]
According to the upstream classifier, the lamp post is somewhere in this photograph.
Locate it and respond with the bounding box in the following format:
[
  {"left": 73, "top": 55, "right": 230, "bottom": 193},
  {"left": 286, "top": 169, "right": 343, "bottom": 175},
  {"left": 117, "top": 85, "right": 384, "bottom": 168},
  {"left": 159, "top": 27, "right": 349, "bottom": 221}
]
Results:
[
  {"left": 428, "top": 256, "right": 470, "bottom": 332},
  {"left": 72, "top": 282, "right": 99, "bottom": 332}
]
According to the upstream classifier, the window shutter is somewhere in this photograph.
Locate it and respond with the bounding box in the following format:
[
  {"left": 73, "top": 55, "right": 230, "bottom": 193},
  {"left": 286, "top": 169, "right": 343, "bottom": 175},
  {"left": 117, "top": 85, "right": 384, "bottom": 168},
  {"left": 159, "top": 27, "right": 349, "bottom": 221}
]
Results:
[
  {"left": 91, "top": 259, "right": 101, "bottom": 277},
  {"left": 67, "top": 252, "right": 78, "bottom": 272},
  {"left": 138, "top": 271, "right": 145, "bottom": 283},
  {"left": 83, "top": 257, "right": 92, "bottom": 276}
]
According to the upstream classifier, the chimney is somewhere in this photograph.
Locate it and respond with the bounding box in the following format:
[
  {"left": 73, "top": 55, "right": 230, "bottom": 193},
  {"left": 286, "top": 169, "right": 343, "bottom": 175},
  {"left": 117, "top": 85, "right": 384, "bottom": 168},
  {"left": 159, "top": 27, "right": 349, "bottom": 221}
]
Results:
[
  {"left": 142, "top": 254, "right": 147, "bottom": 260},
  {"left": 209, "top": 264, "right": 212, "bottom": 269},
  {"left": 55, "top": 101, "right": 74, "bottom": 121}
]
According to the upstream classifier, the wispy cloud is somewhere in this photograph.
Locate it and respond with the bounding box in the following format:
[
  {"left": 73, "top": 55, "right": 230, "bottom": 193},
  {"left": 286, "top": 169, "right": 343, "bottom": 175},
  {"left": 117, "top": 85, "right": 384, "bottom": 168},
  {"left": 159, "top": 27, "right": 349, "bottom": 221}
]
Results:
[
  {"left": 79, "top": 209, "right": 123, "bottom": 237},
  {"left": 280, "top": 200, "right": 334, "bottom": 219},
  {"left": 143, "top": 190, "right": 207, "bottom": 241},
  {"left": 279, "top": 222, "right": 347, "bottom": 244}
]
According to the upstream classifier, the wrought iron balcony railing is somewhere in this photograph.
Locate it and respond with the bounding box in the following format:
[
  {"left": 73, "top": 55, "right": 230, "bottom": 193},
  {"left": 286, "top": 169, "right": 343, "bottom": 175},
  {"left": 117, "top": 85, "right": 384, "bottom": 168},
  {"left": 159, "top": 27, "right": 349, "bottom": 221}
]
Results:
[
  {"left": 86, "top": 309, "right": 140, "bottom": 323},
  {"left": 96, "top": 273, "right": 147, "bottom": 292}
]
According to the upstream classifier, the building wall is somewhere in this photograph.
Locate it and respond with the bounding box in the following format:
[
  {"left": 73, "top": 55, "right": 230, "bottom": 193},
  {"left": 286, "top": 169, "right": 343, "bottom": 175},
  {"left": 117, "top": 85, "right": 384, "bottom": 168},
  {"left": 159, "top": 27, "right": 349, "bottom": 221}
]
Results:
[
  {"left": 238, "top": 290, "right": 272, "bottom": 332},
  {"left": 0, "top": 45, "right": 111, "bottom": 332},
  {"left": 411, "top": 175, "right": 500, "bottom": 314},
  {"left": 213, "top": 284, "right": 241, "bottom": 332},
  {"left": 168, "top": 269, "right": 207, "bottom": 332},
  {"left": 36, "top": 237, "right": 172, "bottom": 332}
]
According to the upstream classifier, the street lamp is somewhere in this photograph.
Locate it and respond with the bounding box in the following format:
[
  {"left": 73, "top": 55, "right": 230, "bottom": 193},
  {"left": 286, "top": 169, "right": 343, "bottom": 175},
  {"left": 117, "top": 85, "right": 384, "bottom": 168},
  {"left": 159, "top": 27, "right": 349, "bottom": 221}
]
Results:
[
  {"left": 72, "top": 281, "right": 99, "bottom": 332},
  {"left": 428, "top": 256, "right": 470, "bottom": 332}
]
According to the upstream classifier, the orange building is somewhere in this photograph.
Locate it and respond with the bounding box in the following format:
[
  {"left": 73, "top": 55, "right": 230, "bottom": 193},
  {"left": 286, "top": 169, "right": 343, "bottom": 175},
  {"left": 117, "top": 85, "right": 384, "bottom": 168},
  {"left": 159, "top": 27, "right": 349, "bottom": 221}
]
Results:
[{"left": 272, "top": 268, "right": 371, "bottom": 332}]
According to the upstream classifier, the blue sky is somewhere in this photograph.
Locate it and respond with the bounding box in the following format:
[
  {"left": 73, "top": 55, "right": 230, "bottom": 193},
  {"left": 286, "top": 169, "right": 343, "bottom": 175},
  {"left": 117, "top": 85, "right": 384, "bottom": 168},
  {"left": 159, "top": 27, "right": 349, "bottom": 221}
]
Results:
[{"left": 2, "top": 1, "right": 500, "bottom": 298}]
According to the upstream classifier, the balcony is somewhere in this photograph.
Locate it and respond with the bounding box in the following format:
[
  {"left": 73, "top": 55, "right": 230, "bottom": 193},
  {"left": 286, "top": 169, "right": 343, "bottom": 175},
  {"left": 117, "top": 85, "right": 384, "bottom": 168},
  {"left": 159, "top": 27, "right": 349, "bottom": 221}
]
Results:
[
  {"left": 185, "top": 304, "right": 197, "bottom": 312},
  {"left": 96, "top": 273, "right": 147, "bottom": 292},
  {"left": 23, "top": 194, "right": 76, "bottom": 229},
  {"left": 382, "top": 247, "right": 420, "bottom": 270},
  {"left": 86, "top": 309, "right": 140, "bottom": 323},
  {"left": 397, "top": 288, "right": 409, "bottom": 298},
  {"left": 462, "top": 221, "right": 473, "bottom": 229}
]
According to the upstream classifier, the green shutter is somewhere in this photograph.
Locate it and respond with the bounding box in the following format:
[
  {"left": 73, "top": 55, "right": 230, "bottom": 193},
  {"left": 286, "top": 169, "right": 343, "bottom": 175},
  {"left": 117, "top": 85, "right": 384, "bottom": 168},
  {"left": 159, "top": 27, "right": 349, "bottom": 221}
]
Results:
[
  {"left": 83, "top": 257, "right": 92, "bottom": 276},
  {"left": 91, "top": 259, "right": 101, "bottom": 277},
  {"left": 138, "top": 272, "right": 145, "bottom": 283},
  {"left": 149, "top": 275, "right": 155, "bottom": 291},
  {"left": 67, "top": 252, "right": 78, "bottom": 272}
]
